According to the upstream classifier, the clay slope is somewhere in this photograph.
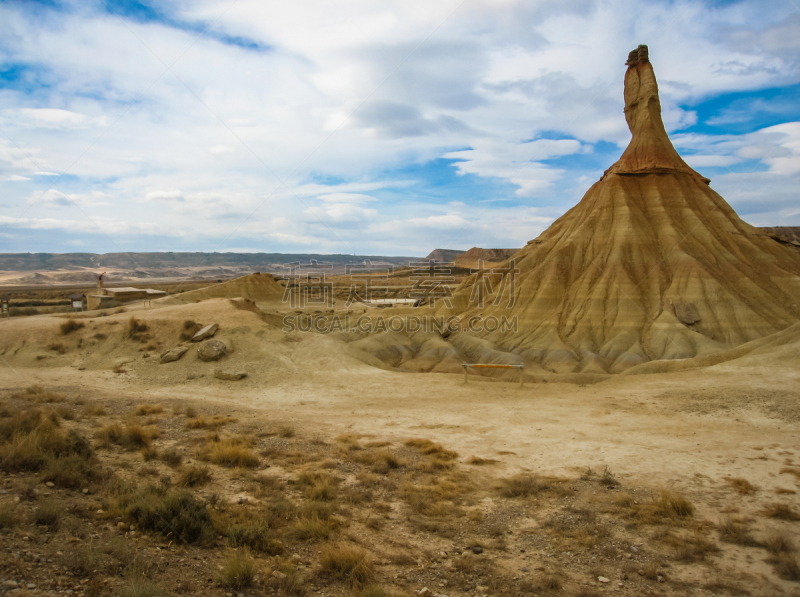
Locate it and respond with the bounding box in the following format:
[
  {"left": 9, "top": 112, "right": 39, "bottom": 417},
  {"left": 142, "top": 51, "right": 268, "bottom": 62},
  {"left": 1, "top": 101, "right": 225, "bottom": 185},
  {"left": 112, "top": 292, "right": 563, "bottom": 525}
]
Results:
[
  {"left": 163, "top": 272, "right": 285, "bottom": 304},
  {"left": 446, "top": 45, "right": 800, "bottom": 373}
]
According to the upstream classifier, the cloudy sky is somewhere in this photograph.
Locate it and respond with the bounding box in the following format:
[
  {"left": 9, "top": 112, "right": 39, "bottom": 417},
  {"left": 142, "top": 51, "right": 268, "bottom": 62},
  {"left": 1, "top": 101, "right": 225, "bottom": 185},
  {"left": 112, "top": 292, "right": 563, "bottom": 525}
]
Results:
[{"left": 0, "top": 0, "right": 798, "bottom": 256}]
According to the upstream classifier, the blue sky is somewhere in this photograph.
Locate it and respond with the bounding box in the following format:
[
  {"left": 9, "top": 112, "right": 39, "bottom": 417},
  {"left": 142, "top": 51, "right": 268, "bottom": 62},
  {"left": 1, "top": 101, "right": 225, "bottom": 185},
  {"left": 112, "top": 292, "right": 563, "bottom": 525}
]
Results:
[{"left": 0, "top": 0, "right": 799, "bottom": 256}]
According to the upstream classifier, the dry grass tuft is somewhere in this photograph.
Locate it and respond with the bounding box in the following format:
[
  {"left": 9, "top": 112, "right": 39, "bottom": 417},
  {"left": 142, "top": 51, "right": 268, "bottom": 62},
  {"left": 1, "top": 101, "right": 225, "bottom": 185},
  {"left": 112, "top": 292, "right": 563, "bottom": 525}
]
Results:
[
  {"left": 186, "top": 415, "right": 231, "bottom": 429},
  {"left": 724, "top": 477, "right": 758, "bottom": 495},
  {"left": 134, "top": 404, "right": 163, "bottom": 416},
  {"left": 653, "top": 490, "right": 695, "bottom": 518},
  {"left": 718, "top": 518, "right": 760, "bottom": 547},
  {"left": 97, "top": 423, "right": 159, "bottom": 450},
  {"left": 768, "top": 553, "right": 800, "bottom": 581},
  {"left": 320, "top": 544, "right": 375, "bottom": 587},
  {"left": 218, "top": 549, "right": 255, "bottom": 590},
  {"left": 467, "top": 456, "right": 498, "bottom": 465},
  {"left": 60, "top": 319, "right": 85, "bottom": 335},
  {"left": 201, "top": 436, "right": 259, "bottom": 468},
  {"left": 177, "top": 465, "right": 212, "bottom": 487},
  {"left": 16, "top": 385, "right": 66, "bottom": 403},
  {"left": 764, "top": 529, "right": 795, "bottom": 554},
  {"left": 762, "top": 503, "right": 800, "bottom": 521},
  {"left": 500, "top": 473, "right": 550, "bottom": 498}
]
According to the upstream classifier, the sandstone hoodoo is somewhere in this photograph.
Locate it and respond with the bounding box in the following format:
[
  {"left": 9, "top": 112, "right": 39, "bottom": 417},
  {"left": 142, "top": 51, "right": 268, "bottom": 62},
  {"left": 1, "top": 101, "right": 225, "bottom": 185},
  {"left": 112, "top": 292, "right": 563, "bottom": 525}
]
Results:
[{"left": 448, "top": 45, "right": 800, "bottom": 373}]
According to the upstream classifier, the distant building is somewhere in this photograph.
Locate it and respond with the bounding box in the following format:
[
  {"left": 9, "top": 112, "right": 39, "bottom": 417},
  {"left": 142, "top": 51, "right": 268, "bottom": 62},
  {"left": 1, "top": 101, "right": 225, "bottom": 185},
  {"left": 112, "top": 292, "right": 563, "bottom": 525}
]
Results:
[{"left": 87, "top": 275, "right": 166, "bottom": 310}]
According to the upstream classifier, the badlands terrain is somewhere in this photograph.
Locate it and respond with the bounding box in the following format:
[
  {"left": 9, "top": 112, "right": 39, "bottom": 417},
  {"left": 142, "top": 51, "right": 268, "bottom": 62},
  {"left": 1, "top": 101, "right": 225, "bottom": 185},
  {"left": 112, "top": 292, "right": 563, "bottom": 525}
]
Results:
[{"left": 1, "top": 45, "right": 800, "bottom": 597}]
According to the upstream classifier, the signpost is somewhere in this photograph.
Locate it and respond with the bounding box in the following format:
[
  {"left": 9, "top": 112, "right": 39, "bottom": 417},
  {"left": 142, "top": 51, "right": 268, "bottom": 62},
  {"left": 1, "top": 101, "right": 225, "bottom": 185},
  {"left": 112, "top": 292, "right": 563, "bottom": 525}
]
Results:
[{"left": 1, "top": 298, "right": 8, "bottom": 318}]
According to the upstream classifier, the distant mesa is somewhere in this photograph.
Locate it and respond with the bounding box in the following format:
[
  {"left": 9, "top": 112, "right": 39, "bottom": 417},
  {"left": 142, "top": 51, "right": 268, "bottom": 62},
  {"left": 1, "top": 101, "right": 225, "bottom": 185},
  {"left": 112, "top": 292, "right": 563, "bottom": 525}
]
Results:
[
  {"left": 424, "top": 247, "right": 520, "bottom": 264},
  {"left": 448, "top": 44, "right": 800, "bottom": 374}
]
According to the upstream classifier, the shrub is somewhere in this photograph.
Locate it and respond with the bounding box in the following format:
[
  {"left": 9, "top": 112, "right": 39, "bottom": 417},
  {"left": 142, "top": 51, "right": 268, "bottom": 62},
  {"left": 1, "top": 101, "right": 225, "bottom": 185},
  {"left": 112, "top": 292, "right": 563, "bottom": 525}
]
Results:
[
  {"left": 117, "top": 579, "right": 166, "bottom": 597},
  {"left": 218, "top": 549, "right": 255, "bottom": 590},
  {"left": 33, "top": 498, "right": 62, "bottom": 527},
  {"left": 96, "top": 423, "right": 158, "bottom": 450},
  {"left": 654, "top": 490, "right": 694, "bottom": 518},
  {"left": 41, "top": 452, "right": 104, "bottom": 489},
  {"left": 718, "top": 518, "right": 759, "bottom": 547},
  {"left": 289, "top": 514, "right": 337, "bottom": 541},
  {"left": 724, "top": 477, "right": 758, "bottom": 495},
  {"left": 126, "top": 316, "right": 148, "bottom": 339},
  {"left": 768, "top": 553, "right": 800, "bottom": 581},
  {"left": 0, "top": 411, "right": 92, "bottom": 473},
  {"left": 0, "top": 502, "right": 15, "bottom": 528},
  {"left": 763, "top": 503, "right": 800, "bottom": 521},
  {"left": 60, "top": 319, "right": 85, "bottom": 335},
  {"left": 134, "top": 404, "right": 163, "bottom": 416},
  {"left": 202, "top": 437, "right": 259, "bottom": 468},
  {"left": 227, "top": 519, "right": 284, "bottom": 554},
  {"left": 764, "top": 529, "right": 795, "bottom": 554},
  {"left": 18, "top": 385, "right": 66, "bottom": 403},
  {"left": 501, "top": 473, "right": 549, "bottom": 498},
  {"left": 186, "top": 415, "right": 230, "bottom": 429},
  {"left": 279, "top": 425, "right": 296, "bottom": 438},
  {"left": 320, "top": 544, "right": 375, "bottom": 587},
  {"left": 177, "top": 466, "right": 211, "bottom": 488},
  {"left": 120, "top": 484, "right": 214, "bottom": 544}
]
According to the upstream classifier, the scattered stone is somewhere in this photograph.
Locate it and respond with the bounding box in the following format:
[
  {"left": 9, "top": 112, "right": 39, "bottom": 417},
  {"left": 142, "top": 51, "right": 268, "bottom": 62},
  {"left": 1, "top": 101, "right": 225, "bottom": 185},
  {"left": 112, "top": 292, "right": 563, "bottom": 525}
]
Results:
[
  {"left": 82, "top": 488, "right": 89, "bottom": 494},
  {"left": 416, "top": 589, "right": 431, "bottom": 597},
  {"left": 192, "top": 323, "right": 219, "bottom": 342},
  {"left": 598, "top": 577, "right": 610, "bottom": 583},
  {"left": 658, "top": 576, "right": 665, "bottom": 583},
  {"left": 160, "top": 345, "right": 189, "bottom": 364},
  {"left": 198, "top": 340, "right": 227, "bottom": 362},
  {"left": 471, "top": 546, "right": 483, "bottom": 555},
  {"left": 271, "top": 571, "right": 286, "bottom": 580},
  {"left": 214, "top": 369, "right": 247, "bottom": 381},
  {"left": 27, "top": 583, "right": 36, "bottom": 589},
  {"left": 45, "top": 481, "right": 55, "bottom": 488},
  {"left": 3, "top": 580, "right": 19, "bottom": 589}
]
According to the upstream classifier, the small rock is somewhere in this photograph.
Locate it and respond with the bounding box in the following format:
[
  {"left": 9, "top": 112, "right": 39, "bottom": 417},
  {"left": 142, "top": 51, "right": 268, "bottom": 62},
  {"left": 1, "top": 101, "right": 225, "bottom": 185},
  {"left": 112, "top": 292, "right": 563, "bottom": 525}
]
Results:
[
  {"left": 598, "top": 576, "right": 610, "bottom": 583},
  {"left": 160, "top": 345, "right": 189, "bottom": 364},
  {"left": 198, "top": 340, "right": 227, "bottom": 362},
  {"left": 658, "top": 575, "right": 665, "bottom": 583},
  {"left": 27, "top": 583, "right": 36, "bottom": 589},
  {"left": 45, "top": 481, "right": 55, "bottom": 487},
  {"left": 471, "top": 546, "right": 483, "bottom": 555},
  {"left": 271, "top": 571, "right": 286, "bottom": 580},
  {"left": 82, "top": 488, "right": 89, "bottom": 494},
  {"left": 2, "top": 580, "right": 19, "bottom": 589},
  {"left": 417, "top": 589, "right": 432, "bottom": 597},
  {"left": 192, "top": 323, "right": 219, "bottom": 342},
  {"left": 214, "top": 369, "right": 247, "bottom": 381}
]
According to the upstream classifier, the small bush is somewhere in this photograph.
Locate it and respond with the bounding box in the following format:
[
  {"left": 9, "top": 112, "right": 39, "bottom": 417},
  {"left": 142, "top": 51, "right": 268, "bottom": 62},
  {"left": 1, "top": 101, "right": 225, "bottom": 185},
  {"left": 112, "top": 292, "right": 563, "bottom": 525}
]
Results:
[
  {"left": 768, "top": 553, "right": 800, "bottom": 581},
  {"left": 18, "top": 385, "right": 66, "bottom": 403},
  {"left": 467, "top": 456, "right": 498, "bottom": 465},
  {"left": 41, "top": 452, "right": 104, "bottom": 489},
  {"left": 60, "top": 319, "right": 85, "bottom": 335},
  {"left": 96, "top": 423, "right": 158, "bottom": 450},
  {"left": 724, "top": 477, "right": 758, "bottom": 495},
  {"left": 184, "top": 406, "right": 197, "bottom": 418},
  {"left": 763, "top": 503, "right": 800, "bottom": 521},
  {"left": 177, "top": 466, "right": 211, "bottom": 488},
  {"left": 186, "top": 415, "right": 230, "bottom": 429},
  {"left": 320, "top": 544, "right": 375, "bottom": 587},
  {"left": 0, "top": 502, "right": 15, "bottom": 528},
  {"left": 718, "top": 518, "right": 760, "bottom": 547},
  {"left": 120, "top": 484, "right": 214, "bottom": 544},
  {"left": 218, "top": 549, "right": 255, "bottom": 590},
  {"left": 501, "top": 473, "right": 549, "bottom": 498},
  {"left": 227, "top": 519, "right": 284, "bottom": 554},
  {"left": 289, "top": 514, "right": 337, "bottom": 541},
  {"left": 33, "top": 498, "right": 62, "bottom": 527},
  {"left": 279, "top": 425, "right": 296, "bottom": 438},
  {"left": 267, "top": 562, "right": 306, "bottom": 596},
  {"left": 159, "top": 448, "right": 182, "bottom": 468},
  {"left": 202, "top": 436, "right": 259, "bottom": 468},
  {"left": 117, "top": 578, "right": 165, "bottom": 597},
  {"left": 126, "top": 316, "right": 148, "bottom": 339},
  {"left": 134, "top": 404, "right": 163, "bottom": 416},
  {"left": 654, "top": 490, "right": 694, "bottom": 518},
  {"left": 764, "top": 529, "right": 795, "bottom": 554},
  {"left": 599, "top": 467, "right": 619, "bottom": 486}
]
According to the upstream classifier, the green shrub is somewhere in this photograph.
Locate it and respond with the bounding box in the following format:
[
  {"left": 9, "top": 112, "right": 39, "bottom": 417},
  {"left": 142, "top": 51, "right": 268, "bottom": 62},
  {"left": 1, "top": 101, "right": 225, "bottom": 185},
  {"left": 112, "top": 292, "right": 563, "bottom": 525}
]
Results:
[
  {"left": 218, "top": 549, "right": 255, "bottom": 590},
  {"left": 120, "top": 485, "right": 214, "bottom": 544},
  {"left": 227, "top": 519, "right": 284, "bottom": 554}
]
